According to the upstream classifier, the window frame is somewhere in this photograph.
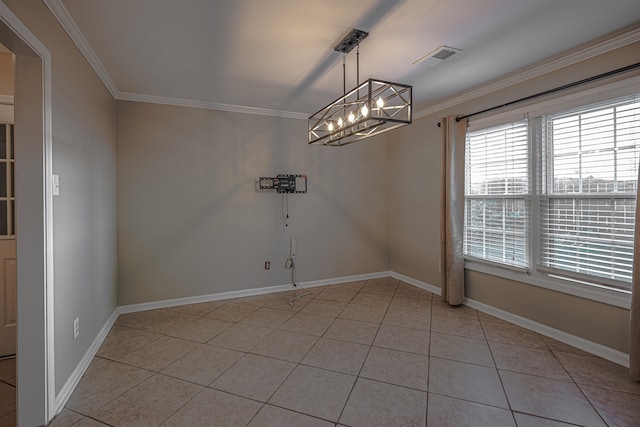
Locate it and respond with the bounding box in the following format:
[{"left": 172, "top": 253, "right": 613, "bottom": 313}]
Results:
[
  {"left": 462, "top": 77, "right": 640, "bottom": 309},
  {"left": 464, "top": 120, "right": 530, "bottom": 270}
]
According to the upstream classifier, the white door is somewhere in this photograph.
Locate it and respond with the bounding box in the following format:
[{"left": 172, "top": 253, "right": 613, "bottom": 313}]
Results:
[{"left": 0, "top": 123, "right": 16, "bottom": 357}]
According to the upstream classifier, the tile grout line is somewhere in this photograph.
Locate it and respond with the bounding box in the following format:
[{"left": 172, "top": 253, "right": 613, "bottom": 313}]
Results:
[
  {"left": 554, "top": 348, "right": 612, "bottom": 426},
  {"left": 131, "top": 297, "right": 266, "bottom": 425},
  {"left": 333, "top": 279, "right": 398, "bottom": 425},
  {"left": 240, "top": 282, "right": 351, "bottom": 426},
  {"left": 312, "top": 280, "right": 369, "bottom": 424},
  {"left": 156, "top": 385, "right": 210, "bottom": 426},
  {"left": 484, "top": 319, "right": 608, "bottom": 426},
  {"left": 66, "top": 277, "right": 636, "bottom": 426},
  {"left": 98, "top": 303, "right": 247, "bottom": 425},
  {"left": 68, "top": 356, "right": 155, "bottom": 422},
  {"left": 424, "top": 295, "right": 432, "bottom": 427},
  {"left": 479, "top": 315, "right": 518, "bottom": 425}
]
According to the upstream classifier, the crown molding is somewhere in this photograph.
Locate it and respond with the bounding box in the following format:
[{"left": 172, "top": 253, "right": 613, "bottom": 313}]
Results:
[
  {"left": 42, "top": 0, "right": 639, "bottom": 122},
  {"left": 414, "top": 26, "right": 640, "bottom": 120},
  {"left": 117, "top": 92, "right": 309, "bottom": 120},
  {"left": 43, "top": 0, "right": 309, "bottom": 120},
  {"left": 43, "top": 0, "right": 119, "bottom": 98}
]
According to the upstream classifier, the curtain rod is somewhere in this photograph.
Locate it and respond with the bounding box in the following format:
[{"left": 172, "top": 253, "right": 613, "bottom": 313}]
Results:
[{"left": 436, "top": 62, "right": 640, "bottom": 127}]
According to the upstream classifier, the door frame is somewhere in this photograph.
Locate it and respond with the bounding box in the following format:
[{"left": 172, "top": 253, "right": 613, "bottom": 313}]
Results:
[{"left": 0, "top": 2, "right": 54, "bottom": 425}]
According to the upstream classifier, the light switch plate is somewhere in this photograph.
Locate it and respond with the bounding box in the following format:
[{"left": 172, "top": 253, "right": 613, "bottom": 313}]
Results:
[{"left": 52, "top": 174, "right": 60, "bottom": 196}]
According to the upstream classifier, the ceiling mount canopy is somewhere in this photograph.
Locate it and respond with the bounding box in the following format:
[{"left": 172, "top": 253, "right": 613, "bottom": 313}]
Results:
[
  {"left": 308, "top": 29, "right": 412, "bottom": 147},
  {"left": 334, "top": 28, "right": 369, "bottom": 54}
]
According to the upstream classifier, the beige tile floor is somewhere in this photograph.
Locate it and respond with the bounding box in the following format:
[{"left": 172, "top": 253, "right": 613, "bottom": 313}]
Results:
[{"left": 2, "top": 277, "right": 640, "bottom": 426}]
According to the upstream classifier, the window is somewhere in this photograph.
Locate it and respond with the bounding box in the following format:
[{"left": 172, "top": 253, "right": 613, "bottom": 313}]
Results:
[
  {"left": 464, "top": 121, "right": 529, "bottom": 269},
  {"left": 464, "top": 93, "right": 640, "bottom": 293},
  {"left": 0, "top": 124, "right": 15, "bottom": 238},
  {"left": 538, "top": 97, "right": 640, "bottom": 289}
]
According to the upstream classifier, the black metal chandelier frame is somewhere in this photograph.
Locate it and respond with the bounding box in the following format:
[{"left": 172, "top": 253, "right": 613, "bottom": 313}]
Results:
[{"left": 308, "top": 29, "right": 412, "bottom": 147}]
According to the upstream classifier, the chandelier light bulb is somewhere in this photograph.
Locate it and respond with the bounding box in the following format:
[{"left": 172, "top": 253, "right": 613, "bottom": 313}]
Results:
[
  {"left": 327, "top": 122, "right": 334, "bottom": 132},
  {"left": 361, "top": 104, "right": 369, "bottom": 117},
  {"left": 376, "top": 96, "right": 384, "bottom": 108},
  {"left": 348, "top": 111, "right": 356, "bottom": 123},
  {"left": 338, "top": 117, "right": 344, "bottom": 127}
]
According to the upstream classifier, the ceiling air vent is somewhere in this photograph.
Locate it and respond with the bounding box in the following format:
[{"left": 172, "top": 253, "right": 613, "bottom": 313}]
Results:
[{"left": 412, "top": 45, "right": 462, "bottom": 70}]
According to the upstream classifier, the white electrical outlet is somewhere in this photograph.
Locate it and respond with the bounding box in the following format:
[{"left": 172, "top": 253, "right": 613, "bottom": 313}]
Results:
[
  {"left": 73, "top": 317, "right": 79, "bottom": 339},
  {"left": 438, "top": 262, "right": 442, "bottom": 272}
]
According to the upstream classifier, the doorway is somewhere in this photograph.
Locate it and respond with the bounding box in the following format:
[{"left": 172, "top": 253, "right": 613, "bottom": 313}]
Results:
[
  {"left": 0, "top": 46, "right": 16, "bottom": 358},
  {"left": 0, "top": 121, "right": 16, "bottom": 358},
  {"left": 0, "top": 43, "right": 16, "bottom": 427},
  {"left": 0, "top": 3, "right": 54, "bottom": 426}
]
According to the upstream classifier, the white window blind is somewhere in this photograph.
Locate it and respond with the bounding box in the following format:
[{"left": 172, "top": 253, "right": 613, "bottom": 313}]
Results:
[
  {"left": 538, "top": 95, "right": 640, "bottom": 289},
  {"left": 464, "top": 121, "right": 529, "bottom": 268}
]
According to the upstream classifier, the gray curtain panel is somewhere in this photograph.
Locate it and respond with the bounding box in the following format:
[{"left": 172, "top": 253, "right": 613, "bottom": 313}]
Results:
[{"left": 440, "top": 116, "right": 468, "bottom": 306}]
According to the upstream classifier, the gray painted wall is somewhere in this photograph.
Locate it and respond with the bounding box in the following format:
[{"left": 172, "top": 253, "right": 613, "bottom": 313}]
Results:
[
  {"left": 389, "top": 41, "right": 640, "bottom": 353},
  {"left": 116, "top": 102, "right": 389, "bottom": 305},
  {"left": 6, "top": 0, "right": 118, "bottom": 396},
  {"left": 4, "top": 3, "right": 639, "bottom": 419}
]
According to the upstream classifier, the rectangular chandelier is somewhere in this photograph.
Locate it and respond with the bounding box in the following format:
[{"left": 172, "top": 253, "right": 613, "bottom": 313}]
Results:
[{"left": 308, "top": 78, "right": 412, "bottom": 146}]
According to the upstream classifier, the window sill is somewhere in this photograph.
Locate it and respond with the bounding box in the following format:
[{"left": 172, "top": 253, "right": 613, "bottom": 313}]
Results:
[{"left": 464, "top": 259, "right": 631, "bottom": 309}]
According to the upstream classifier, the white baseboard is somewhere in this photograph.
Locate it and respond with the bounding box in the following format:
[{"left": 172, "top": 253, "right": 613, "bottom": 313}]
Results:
[
  {"left": 118, "top": 271, "right": 391, "bottom": 314},
  {"left": 118, "top": 283, "right": 295, "bottom": 314},
  {"left": 464, "top": 298, "right": 630, "bottom": 367},
  {"left": 390, "top": 271, "right": 629, "bottom": 367},
  {"left": 390, "top": 271, "right": 441, "bottom": 295},
  {"left": 52, "top": 307, "right": 121, "bottom": 417}
]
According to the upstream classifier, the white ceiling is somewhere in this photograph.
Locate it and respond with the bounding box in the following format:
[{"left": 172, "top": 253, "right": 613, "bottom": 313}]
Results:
[{"left": 48, "top": 0, "right": 640, "bottom": 117}]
